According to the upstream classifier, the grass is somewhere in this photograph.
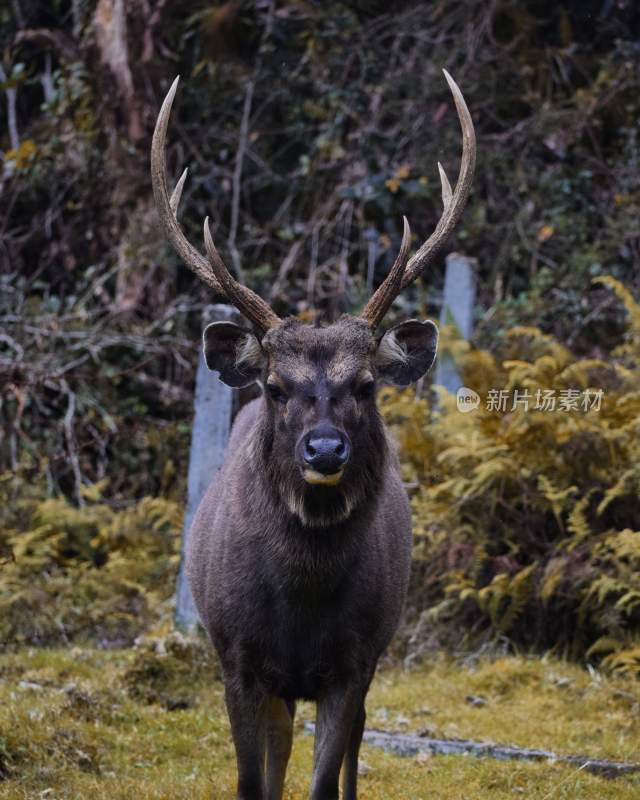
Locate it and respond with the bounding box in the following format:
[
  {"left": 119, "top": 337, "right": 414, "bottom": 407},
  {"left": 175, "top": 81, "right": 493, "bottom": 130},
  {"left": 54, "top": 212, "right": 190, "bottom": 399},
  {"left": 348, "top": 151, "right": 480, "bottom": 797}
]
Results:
[{"left": 0, "top": 641, "right": 638, "bottom": 799}]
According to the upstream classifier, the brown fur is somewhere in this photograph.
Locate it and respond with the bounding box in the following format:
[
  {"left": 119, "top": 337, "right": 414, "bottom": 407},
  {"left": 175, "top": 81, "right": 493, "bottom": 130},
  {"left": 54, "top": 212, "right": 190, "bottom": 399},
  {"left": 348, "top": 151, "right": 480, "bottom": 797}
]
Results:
[{"left": 187, "top": 315, "right": 437, "bottom": 800}]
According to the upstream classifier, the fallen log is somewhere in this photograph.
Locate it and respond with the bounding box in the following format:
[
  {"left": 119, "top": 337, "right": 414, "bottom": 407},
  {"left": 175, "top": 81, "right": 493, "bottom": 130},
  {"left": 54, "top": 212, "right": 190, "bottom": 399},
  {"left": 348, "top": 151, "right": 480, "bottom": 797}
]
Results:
[{"left": 304, "top": 723, "right": 640, "bottom": 778}]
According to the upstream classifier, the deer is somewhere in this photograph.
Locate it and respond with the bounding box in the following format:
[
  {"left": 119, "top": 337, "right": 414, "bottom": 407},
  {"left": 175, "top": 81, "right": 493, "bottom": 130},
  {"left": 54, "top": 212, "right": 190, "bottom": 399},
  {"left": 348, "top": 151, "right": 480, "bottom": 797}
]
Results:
[{"left": 150, "top": 69, "right": 475, "bottom": 800}]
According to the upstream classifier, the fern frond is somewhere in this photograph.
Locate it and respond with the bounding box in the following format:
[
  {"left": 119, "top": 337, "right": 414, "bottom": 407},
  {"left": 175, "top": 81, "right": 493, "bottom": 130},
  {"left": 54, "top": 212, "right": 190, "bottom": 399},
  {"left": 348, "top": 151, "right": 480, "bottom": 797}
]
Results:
[
  {"left": 601, "top": 645, "right": 640, "bottom": 678},
  {"left": 596, "top": 469, "right": 640, "bottom": 516}
]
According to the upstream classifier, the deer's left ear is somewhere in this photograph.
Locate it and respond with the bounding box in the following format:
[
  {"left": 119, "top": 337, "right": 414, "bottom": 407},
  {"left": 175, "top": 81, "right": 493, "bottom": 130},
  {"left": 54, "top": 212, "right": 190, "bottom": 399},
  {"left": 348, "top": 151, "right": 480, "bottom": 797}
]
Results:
[{"left": 376, "top": 319, "right": 439, "bottom": 386}]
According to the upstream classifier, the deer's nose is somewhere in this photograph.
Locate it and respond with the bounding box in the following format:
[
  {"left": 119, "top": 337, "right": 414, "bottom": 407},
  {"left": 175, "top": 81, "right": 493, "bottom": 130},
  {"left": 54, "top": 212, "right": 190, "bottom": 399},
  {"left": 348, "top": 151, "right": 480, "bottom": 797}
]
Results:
[{"left": 302, "top": 427, "right": 350, "bottom": 474}]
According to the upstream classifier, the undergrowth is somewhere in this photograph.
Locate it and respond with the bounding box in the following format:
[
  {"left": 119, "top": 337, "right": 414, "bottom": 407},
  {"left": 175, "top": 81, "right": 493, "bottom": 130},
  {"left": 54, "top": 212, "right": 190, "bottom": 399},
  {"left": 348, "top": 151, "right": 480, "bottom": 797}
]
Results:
[
  {"left": 381, "top": 277, "right": 640, "bottom": 673},
  {"left": 0, "top": 480, "right": 181, "bottom": 650},
  {"left": 1, "top": 278, "right": 638, "bottom": 674}
]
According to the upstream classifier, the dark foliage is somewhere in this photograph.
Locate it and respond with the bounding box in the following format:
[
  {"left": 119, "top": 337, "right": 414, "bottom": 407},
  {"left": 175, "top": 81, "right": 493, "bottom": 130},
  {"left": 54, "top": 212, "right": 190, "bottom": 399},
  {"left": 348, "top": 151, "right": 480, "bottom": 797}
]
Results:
[{"left": 1, "top": 1, "right": 639, "bottom": 498}]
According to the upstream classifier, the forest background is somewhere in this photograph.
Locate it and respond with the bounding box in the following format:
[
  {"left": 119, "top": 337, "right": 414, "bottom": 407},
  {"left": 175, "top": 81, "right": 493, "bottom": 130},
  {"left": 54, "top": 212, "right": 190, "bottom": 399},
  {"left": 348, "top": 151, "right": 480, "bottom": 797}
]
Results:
[{"left": 1, "top": 0, "right": 639, "bottom": 676}]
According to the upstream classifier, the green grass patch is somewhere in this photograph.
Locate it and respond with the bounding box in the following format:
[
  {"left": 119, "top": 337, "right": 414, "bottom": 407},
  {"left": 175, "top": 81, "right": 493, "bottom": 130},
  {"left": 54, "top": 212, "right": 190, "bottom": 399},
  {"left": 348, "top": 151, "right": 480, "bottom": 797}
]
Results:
[{"left": 0, "top": 645, "right": 638, "bottom": 799}]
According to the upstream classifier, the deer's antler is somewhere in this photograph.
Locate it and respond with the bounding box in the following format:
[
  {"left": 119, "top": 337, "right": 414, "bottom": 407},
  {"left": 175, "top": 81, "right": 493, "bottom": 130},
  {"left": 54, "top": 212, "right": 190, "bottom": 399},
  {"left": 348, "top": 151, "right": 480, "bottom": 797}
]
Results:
[
  {"left": 151, "top": 77, "right": 281, "bottom": 333},
  {"left": 360, "top": 70, "right": 476, "bottom": 329}
]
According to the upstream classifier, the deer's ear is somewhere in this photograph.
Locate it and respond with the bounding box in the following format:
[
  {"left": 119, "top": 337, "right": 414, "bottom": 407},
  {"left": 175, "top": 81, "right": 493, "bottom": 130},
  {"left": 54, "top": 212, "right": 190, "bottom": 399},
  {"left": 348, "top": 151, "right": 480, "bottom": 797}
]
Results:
[
  {"left": 202, "top": 322, "right": 265, "bottom": 387},
  {"left": 376, "top": 319, "right": 439, "bottom": 386}
]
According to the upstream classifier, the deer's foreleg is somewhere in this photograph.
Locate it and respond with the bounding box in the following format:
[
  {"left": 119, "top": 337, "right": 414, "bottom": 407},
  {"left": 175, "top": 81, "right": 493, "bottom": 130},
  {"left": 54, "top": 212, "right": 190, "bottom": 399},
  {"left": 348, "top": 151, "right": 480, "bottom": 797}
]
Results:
[
  {"left": 265, "top": 697, "right": 295, "bottom": 800},
  {"left": 340, "top": 701, "right": 366, "bottom": 800},
  {"left": 224, "top": 677, "right": 268, "bottom": 800},
  {"left": 310, "top": 684, "right": 366, "bottom": 800}
]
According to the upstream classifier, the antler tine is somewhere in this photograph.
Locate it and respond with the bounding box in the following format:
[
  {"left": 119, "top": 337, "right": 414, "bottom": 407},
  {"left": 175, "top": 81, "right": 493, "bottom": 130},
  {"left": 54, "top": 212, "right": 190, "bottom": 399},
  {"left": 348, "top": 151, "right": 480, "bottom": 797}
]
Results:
[
  {"left": 437, "top": 162, "right": 452, "bottom": 209},
  {"left": 204, "top": 218, "right": 281, "bottom": 331},
  {"left": 151, "top": 77, "right": 281, "bottom": 333},
  {"left": 360, "top": 216, "right": 411, "bottom": 330},
  {"left": 169, "top": 168, "right": 188, "bottom": 215},
  {"left": 399, "top": 69, "right": 476, "bottom": 291},
  {"left": 151, "top": 78, "right": 223, "bottom": 294}
]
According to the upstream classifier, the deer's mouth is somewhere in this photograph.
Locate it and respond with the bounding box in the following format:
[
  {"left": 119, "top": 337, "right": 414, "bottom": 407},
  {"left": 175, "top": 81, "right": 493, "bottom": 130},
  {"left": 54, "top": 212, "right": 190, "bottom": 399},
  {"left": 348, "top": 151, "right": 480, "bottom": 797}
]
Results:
[{"left": 302, "top": 468, "right": 344, "bottom": 486}]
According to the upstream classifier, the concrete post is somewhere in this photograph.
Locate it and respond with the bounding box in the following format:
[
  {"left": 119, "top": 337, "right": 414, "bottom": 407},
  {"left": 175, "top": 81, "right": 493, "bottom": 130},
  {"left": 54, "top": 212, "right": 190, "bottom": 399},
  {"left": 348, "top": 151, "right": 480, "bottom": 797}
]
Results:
[
  {"left": 175, "top": 304, "right": 236, "bottom": 631},
  {"left": 434, "top": 253, "right": 477, "bottom": 393}
]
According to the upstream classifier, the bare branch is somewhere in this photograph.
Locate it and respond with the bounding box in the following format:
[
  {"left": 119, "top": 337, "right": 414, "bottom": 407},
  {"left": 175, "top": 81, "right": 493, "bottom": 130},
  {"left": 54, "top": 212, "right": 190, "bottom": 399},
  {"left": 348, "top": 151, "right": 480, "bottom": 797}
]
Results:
[{"left": 0, "top": 64, "right": 19, "bottom": 150}]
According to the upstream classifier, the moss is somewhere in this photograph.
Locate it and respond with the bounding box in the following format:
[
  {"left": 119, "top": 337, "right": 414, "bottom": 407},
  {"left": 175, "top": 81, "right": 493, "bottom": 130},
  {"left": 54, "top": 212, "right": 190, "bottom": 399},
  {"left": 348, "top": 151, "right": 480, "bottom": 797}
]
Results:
[{"left": 123, "top": 632, "right": 220, "bottom": 710}]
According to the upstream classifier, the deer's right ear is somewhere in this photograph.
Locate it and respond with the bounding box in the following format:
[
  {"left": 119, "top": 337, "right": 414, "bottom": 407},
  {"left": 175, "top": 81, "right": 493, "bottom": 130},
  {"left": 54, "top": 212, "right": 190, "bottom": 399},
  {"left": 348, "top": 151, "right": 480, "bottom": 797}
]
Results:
[{"left": 202, "top": 322, "right": 265, "bottom": 387}]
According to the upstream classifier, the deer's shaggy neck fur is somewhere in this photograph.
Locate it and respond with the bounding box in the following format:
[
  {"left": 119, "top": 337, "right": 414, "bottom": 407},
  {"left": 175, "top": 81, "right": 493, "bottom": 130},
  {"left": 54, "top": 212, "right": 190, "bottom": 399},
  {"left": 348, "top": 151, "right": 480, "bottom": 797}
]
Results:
[{"left": 251, "top": 396, "right": 388, "bottom": 530}]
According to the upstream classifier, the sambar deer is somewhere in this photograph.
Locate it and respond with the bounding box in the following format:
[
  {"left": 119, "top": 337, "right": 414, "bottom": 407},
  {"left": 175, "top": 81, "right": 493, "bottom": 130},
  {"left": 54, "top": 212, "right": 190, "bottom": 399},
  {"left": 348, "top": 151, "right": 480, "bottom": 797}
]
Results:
[{"left": 151, "top": 69, "right": 475, "bottom": 800}]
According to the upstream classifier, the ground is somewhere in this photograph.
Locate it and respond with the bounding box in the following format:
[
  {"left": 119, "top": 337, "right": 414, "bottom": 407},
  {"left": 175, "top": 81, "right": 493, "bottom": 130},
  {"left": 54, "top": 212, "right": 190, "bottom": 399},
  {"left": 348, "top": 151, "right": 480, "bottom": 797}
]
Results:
[{"left": 0, "top": 642, "right": 638, "bottom": 799}]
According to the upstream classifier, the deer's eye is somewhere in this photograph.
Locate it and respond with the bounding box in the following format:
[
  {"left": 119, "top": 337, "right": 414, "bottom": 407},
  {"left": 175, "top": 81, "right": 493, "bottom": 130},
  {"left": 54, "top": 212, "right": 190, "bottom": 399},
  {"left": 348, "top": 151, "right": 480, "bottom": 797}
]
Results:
[
  {"left": 267, "top": 383, "right": 287, "bottom": 404},
  {"left": 357, "top": 379, "right": 375, "bottom": 400}
]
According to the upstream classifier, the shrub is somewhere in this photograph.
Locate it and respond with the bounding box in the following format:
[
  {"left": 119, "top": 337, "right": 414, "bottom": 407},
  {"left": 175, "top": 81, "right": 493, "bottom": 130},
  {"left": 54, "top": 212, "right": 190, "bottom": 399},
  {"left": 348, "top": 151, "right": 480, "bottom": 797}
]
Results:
[
  {"left": 0, "top": 479, "right": 181, "bottom": 649},
  {"left": 381, "top": 278, "right": 640, "bottom": 675}
]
